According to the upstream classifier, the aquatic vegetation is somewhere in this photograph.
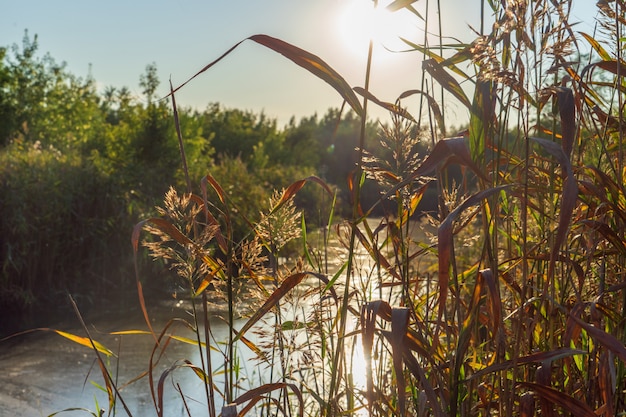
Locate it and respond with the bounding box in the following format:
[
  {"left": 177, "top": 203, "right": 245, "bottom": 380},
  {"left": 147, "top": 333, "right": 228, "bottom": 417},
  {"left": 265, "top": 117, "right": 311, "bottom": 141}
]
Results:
[{"left": 19, "top": 1, "right": 626, "bottom": 416}]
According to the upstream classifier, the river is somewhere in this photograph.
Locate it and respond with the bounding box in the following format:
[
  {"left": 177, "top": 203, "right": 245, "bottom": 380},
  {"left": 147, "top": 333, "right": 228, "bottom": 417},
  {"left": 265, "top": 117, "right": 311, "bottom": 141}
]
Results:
[{"left": 0, "top": 297, "right": 255, "bottom": 417}]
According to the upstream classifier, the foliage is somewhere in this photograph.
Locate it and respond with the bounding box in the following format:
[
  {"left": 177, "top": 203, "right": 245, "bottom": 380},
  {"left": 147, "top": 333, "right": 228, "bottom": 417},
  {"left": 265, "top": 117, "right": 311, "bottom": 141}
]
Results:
[{"left": 10, "top": 1, "right": 626, "bottom": 416}]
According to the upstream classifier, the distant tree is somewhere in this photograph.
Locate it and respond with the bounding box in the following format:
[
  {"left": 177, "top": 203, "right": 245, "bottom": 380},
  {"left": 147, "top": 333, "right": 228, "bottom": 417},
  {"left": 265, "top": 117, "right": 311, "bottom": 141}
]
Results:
[
  {"left": 139, "top": 62, "right": 159, "bottom": 106},
  {"left": 0, "top": 47, "right": 13, "bottom": 146},
  {"left": 283, "top": 115, "right": 322, "bottom": 169},
  {"left": 201, "top": 103, "right": 282, "bottom": 163}
]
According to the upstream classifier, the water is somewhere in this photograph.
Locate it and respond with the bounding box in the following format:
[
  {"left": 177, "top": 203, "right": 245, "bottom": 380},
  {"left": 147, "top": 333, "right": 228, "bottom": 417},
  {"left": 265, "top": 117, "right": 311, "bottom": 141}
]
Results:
[{"left": 0, "top": 299, "right": 252, "bottom": 417}]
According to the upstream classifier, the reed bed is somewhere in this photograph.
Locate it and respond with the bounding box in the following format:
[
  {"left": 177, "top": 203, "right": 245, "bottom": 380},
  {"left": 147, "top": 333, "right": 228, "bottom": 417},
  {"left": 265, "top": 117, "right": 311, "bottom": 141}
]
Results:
[{"left": 32, "top": 1, "right": 626, "bottom": 416}]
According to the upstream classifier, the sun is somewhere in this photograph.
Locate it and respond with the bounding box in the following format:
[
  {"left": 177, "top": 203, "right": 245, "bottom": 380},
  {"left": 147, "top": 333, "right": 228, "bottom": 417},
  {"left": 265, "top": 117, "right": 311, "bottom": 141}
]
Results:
[{"left": 337, "top": 0, "right": 416, "bottom": 59}]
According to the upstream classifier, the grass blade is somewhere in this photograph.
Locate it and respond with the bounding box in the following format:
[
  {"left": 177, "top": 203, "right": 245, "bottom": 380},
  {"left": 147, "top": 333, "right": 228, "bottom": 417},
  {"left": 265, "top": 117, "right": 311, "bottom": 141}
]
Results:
[
  {"left": 570, "top": 314, "right": 626, "bottom": 363},
  {"left": 234, "top": 272, "right": 307, "bottom": 341},
  {"left": 54, "top": 330, "right": 114, "bottom": 357},
  {"left": 423, "top": 59, "right": 471, "bottom": 108},
  {"left": 517, "top": 382, "right": 596, "bottom": 417},
  {"left": 169, "top": 34, "right": 363, "bottom": 116},
  {"left": 353, "top": 87, "right": 415, "bottom": 121}
]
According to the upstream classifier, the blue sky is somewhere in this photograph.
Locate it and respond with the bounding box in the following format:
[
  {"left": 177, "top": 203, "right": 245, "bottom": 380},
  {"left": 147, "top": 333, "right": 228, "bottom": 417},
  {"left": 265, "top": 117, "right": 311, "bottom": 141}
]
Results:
[{"left": 2, "top": 1, "right": 600, "bottom": 127}]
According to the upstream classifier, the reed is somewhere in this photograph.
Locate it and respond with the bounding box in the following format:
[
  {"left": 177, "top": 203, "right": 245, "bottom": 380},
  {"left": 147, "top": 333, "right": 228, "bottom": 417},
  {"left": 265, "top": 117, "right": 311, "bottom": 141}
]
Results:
[{"left": 31, "top": 1, "right": 626, "bottom": 416}]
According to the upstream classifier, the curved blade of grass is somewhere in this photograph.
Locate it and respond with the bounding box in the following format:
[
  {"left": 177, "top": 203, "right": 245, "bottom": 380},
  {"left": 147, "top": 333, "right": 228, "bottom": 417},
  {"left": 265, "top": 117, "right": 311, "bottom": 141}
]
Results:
[
  {"left": 234, "top": 272, "right": 307, "bottom": 341},
  {"left": 47, "top": 409, "right": 101, "bottom": 417},
  {"left": 54, "top": 330, "right": 115, "bottom": 357},
  {"left": 375, "top": 136, "right": 490, "bottom": 206},
  {"left": 353, "top": 87, "right": 415, "bottom": 121},
  {"left": 68, "top": 295, "right": 133, "bottom": 416},
  {"left": 468, "top": 348, "right": 587, "bottom": 380},
  {"left": 401, "top": 345, "right": 445, "bottom": 417},
  {"left": 579, "top": 32, "right": 612, "bottom": 61},
  {"left": 401, "top": 38, "right": 471, "bottom": 79},
  {"left": 412, "top": 135, "right": 490, "bottom": 182},
  {"left": 271, "top": 176, "right": 333, "bottom": 215},
  {"left": 570, "top": 315, "right": 626, "bottom": 363},
  {"left": 170, "top": 34, "right": 362, "bottom": 117},
  {"left": 423, "top": 59, "right": 471, "bottom": 108},
  {"left": 581, "top": 219, "right": 626, "bottom": 256},
  {"left": 234, "top": 382, "right": 304, "bottom": 417},
  {"left": 398, "top": 89, "right": 445, "bottom": 133},
  {"left": 531, "top": 137, "right": 578, "bottom": 287},
  {"left": 517, "top": 382, "right": 596, "bottom": 417}
]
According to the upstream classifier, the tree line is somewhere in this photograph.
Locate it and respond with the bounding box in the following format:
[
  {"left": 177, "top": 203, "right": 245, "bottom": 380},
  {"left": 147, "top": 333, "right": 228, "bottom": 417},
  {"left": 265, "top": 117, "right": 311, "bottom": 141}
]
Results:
[{"left": 0, "top": 33, "right": 436, "bottom": 334}]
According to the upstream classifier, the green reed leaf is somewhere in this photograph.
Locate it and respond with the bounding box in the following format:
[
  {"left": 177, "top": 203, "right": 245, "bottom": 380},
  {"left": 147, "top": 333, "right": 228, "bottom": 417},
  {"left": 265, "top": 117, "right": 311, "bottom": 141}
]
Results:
[
  {"left": 423, "top": 59, "right": 471, "bottom": 108},
  {"left": 468, "top": 347, "right": 587, "bottom": 380},
  {"left": 469, "top": 79, "right": 495, "bottom": 163}
]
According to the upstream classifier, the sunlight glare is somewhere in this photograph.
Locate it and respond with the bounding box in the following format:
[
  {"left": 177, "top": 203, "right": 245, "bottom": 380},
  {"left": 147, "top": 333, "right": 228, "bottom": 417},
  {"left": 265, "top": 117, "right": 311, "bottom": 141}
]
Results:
[{"left": 337, "top": 0, "right": 416, "bottom": 59}]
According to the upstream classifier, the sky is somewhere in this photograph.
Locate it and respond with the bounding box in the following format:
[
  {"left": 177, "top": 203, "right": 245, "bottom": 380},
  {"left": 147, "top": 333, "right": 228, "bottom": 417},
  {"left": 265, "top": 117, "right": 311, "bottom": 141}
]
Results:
[{"left": 2, "top": 1, "right": 601, "bottom": 127}]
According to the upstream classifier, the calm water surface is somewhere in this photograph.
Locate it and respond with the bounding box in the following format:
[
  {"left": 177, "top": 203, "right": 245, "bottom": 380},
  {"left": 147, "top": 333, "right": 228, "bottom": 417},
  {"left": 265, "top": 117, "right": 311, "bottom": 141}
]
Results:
[{"left": 0, "top": 299, "right": 255, "bottom": 417}]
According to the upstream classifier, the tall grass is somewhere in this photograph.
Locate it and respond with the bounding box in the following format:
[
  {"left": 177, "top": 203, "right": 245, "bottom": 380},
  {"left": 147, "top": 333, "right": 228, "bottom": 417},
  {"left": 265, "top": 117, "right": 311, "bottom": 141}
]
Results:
[{"left": 25, "top": 0, "right": 626, "bottom": 416}]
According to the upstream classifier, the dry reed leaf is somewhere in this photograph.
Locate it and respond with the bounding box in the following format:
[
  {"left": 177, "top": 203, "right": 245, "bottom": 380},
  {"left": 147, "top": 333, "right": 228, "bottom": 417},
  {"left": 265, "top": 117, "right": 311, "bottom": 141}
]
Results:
[
  {"left": 234, "top": 382, "right": 304, "bottom": 417},
  {"left": 519, "top": 392, "right": 535, "bottom": 417},
  {"left": 580, "top": 219, "right": 626, "bottom": 256},
  {"left": 354, "top": 226, "right": 401, "bottom": 281},
  {"left": 353, "top": 87, "right": 415, "bottom": 121},
  {"left": 570, "top": 314, "right": 626, "bottom": 363},
  {"left": 401, "top": 343, "right": 445, "bottom": 417},
  {"left": 271, "top": 176, "right": 333, "bottom": 215},
  {"left": 555, "top": 87, "right": 576, "bottom": 158},
  {"left": 598, "top": 350, "right": 615, "bottom": 416},
  {"left": 234, "top": 272, "right": 307, "bottom": 341},
  {"left": 516, "top": 382, "right": 596, "bottom": 417},
  {"left": 411, "top": 136, "right": 490, "bottom": 183},
  {"left": 398, "top": 89, "right": 445, "bottom": 133},
  {"left": 169, "top": 34, "right": 362, "bottom": 117},
  {"left": 530, "top": 136, "right": 578, "bottom": 288}
]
